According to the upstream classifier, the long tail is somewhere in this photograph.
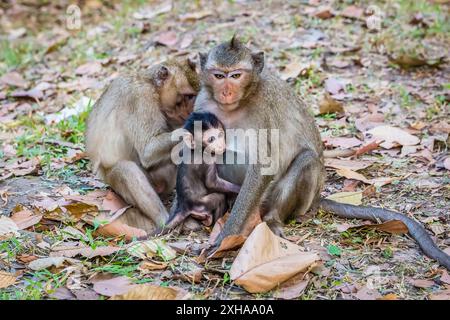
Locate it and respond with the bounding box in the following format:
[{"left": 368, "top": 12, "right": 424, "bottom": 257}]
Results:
[{"left": 319, "top": 198, "right": 450, "bottom": 270}]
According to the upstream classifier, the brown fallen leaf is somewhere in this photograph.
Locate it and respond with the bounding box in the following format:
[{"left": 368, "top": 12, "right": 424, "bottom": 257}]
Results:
[
  {"left": 0, "top": 216, "right": 20, "bottom": 239},
  {"left": 28, "top": 257, "right": 68, "bottom": 271},
  {"left": 409, "top": 278, "right": 435, "bottom": 288},
  {"left": 354, "top": 141, "right": 382, "bottom": 156},
  {"left": 110, "top": 284, "right": 189, "bottom": 300},
  {"left": 229, "top": 223, "right": 319, "bottom": 293},
  {"left": 92, "top": 276, "right": 137, "bottom": 297},
  {"left": 280, "top": 61, "right": 308, "bottom": 81},
  {"left": 138, "top": 260, "right": 168, "bottom": 272},
  {"left": 335, "top": 168, "right": 392, "bottom": 187},
  {"left": 324, "top": 78, "right": 345, "bottom": 95},
  {"left": 273, "top": 272, "right": 310, "bottom": 299},
  {"left": 0, "top": 271, "right": 17, "bottom": 289},
  {"left": 348, "top": 220, "right": 408, "bottom": 235},
  {"left": 341, "top": 5, "right": 364, "bottom": 19},
  {"left": 126, "top": 239, "right": 177, "bottom": 260},
  {"left": 378, "top": 293, "right": 398, "bottom": 300},
  {"left": 10, "top": 209, "right": 42, "bottom": 230},
  {"left": 10, "top": 88, "right": 44, "bottom": 100},
  {"left": 96, "top": 219, "right": 147, "bottom": 241},
  {"left": 440, "top": 270, "right": 450, "bottom": 285},
  {"left": 319, "top": 93, "right": 344, "bottom": 114},
  {"left": 155, "top": 31, "right": 178, "bottom": 47},
  {"left": 17, "top": 254, "right": 38, "bottom": 263},
  {"left": 354, "top": 285, "right": 382, "bottom": 300},
  {"left": 326, "top": 191, "right": 362, "bottom": 205},
  {"left": 365, "top": 125, "right": 420, "bottom": 149},
  {"left": 179, "top": 10, "right": 213, "bottom": 22},
  {"left": 0, "top": 71, "right": 28, "bottom": 88},
  {"left": 325, "top": 158, "right": 373, "bottom": 171},
  {"left": 51, "top": 245, "right": 121, "bottom": 259},
  {"left": 324, "top": 137, "right": 362, "bottom": 149},
  {"left": 208, "top": 234, "right": 247, "bottom": 259},
  {"left": 389, "top": 54, "right": 445, "bottom": 69},
  {"left": 429, "top": 288, "right": 450, "bottom": 300},
  {"left": 313, "top": 6, "right": 334, "bottom": 19},
  {"left": 75, "top": 61, "right": 102, "bottom": 76}
]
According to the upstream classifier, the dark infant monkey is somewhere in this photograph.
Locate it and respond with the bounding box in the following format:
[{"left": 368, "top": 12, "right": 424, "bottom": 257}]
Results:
[
  {"left": 155, "top": 112, "right": 241, "bottom": 235},
  {"left": 193, "top": 36, "right": 450, "bottom": 270}
]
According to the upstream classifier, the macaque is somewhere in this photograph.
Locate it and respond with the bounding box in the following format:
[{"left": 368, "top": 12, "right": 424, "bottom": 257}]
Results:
[
  {"left": 85, "top": 58, "right": 200, "bottom": 230},
  {"left": 194, "top": 36, "right": 450, "bottom": 270},
  {"left": 156, "top": 112, "right": 241, "bottom": 234}
]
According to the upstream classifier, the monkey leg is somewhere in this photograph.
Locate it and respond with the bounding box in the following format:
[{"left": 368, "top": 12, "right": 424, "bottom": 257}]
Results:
[
  {"left": 199, "top": 193, "right": 227, "bottom": 226},
  {"left": 262, "top": 149, "right": 323, "bottom": 237},
  {"left": 105, "top": 160, "right": 169, "bottom": 227}
]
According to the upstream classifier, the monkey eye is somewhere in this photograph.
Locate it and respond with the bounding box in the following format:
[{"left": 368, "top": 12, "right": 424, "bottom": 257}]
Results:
[
  {"left": 208, "top": 136, "right": 216, "bottom": 143},
  {"left": 230, "top": 73, "right": 241, "bottom": 79},
  {"left": 214, "top": 73, "right": 225, "bottom": 79}
]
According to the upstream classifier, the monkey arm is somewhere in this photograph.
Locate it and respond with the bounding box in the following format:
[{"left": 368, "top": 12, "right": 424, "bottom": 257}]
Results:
[
  {"left": 212, "top": 164, "right": 272, "bottom": 246},
  {"left": 205, "top": 165, "right": 241, "bottom": 194},
  {"left": 140, "top": 132, "right": 177, "bottom": 169}
]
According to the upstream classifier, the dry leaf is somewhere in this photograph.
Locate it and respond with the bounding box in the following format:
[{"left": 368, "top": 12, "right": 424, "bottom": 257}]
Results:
[
  {"left": 10, "top": 209, "right": 42, "bottom": 230},
  {"left": 325, "top": 159, "right": 373, "bottom": 171},
  {"left": 365, "top": 125, "right": 420, "bottom": 149},
  {"left": 341, "top": 5, "right": 364, "bottom": 19},
  {"left": 126, "top": 239, "right": 176, "bottom": 260},
  {"left": 0, "top": 216, "right": 20, "bottom": 238},
  {"left": 324, "top": 78, "right": 345, "bottom": 95},
  {"left": 429, "top": 289, "right": 450, "bottom": 300},
  {"left": 354, "top": 141, "right": 382, "bottom": 156},
  {"left": 138, "top": 260, "right": 168, "bottom": 271},
  {"left": 280, "top": 61, "right": 307, "bottom": 80},
  {"left": 179, "top": 10, "right": 212, "bottom": 22},
  {"left": 208, "top": 234, "right": 247, "bottom": 259},
  {"left": 440, "top": 270, "right": 450, "bottom": 285},
  {"left": 229, "top": 223, "right": 319, "bottom": 293},
  {"left": 133, "top": 3, "right": 172, "bottom": 20},
  {"left": 326, "top": 191, "right": 363, "bottom": 205},
  {"left": 75, "top": 61, "right": 102, "bottom": 76},
  {"left": 409, "top": 278, "right": 435, "bottom": 288},
  {"left": 273, "top": 273, "right": 309, "bottom": 299},
  {"left": 348, "top": 220, "right": 408, "bottom": 235},
  {"left": 0, "top": 71, "right": 28, "bottom": 88},
  {"left": 111, "top": 284, "right": 189, "bottom": 300},
  {"left": 96, "top": 219, "right": 147, "bottom": 240},
  {"left": 92, "top": 276, "right": 137, "bottom": 297},
  {"left": 51, "top": 245, "right": 121, "bottom": 258},
  {"left": 28, "top": 257, "right": 67, "bottom": 271},
  {"left": 378, "top": 293, "right": 398, "bottom": 300},
  {"left": 319, "top": 93, "right": 344, "bottom": 114},
  {"left": 336, "top": 168, "right": 392, "bottom": 187},
  {"left": 324, "top": 137, "right": 362, "bottom": 149},
  {"left": 354, "top": 285, "right": 381, "bottom": 300},
  {"left": 155, "top": 31, "right": 178, "bottom": 47},
  {"left": 313, "top": 6, "right": 334, "bottom": 19},
  {"left": 0, "top": 271, "right": 17, "bottom": 289}
]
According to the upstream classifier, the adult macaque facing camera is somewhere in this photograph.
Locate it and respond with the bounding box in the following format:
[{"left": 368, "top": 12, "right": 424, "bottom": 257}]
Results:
[
  {"left": 194, "top": 36, "right": 450, "bottom": 270},
  {"left": 85, "top": 58, "right": 199, "bottom": 231}
]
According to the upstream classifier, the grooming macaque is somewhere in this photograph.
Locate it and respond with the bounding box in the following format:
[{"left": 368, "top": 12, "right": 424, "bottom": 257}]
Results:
[
  {"left": 85, "top": 58, "right": 200, "bottom": 230},
  {"left": 156, "top": 112, "right": 241, "bottom": 234},
  {"left": 194, "top": 36, "right": 450, "bottom": 269}
]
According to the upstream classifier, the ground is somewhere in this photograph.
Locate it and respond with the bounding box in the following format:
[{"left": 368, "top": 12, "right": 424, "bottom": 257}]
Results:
[{"left": 0, "top": 0, "right": 449, "bottom": 300}]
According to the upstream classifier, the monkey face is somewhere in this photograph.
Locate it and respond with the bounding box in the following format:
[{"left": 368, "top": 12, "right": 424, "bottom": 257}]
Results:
[
  {"left": 207, "top": 69, "right": 252, "bottom": 110},
  {"left": 203, "top": 127, "right": 226, "bottom": 155}
]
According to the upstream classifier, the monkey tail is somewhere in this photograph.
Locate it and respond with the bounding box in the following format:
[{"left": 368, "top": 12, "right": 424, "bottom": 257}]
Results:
[{"left": 319, "top": 198, "right": 450, "bottom": 270}]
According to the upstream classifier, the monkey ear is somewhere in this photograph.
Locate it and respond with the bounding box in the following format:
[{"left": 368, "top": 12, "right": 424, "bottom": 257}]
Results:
[
  {"left": 252, "top": 51, "right": 264, "bottom": 74},
  {"left": 154, "top": 65, "right": 170, "bottom": 87},
  {"left": 230, "top": 34, "right": 240, "bottom": 48},
  {"left": 199, "top": 52, "right": 208, "bottom": 71},
  {"left": 182, "top": 132, "right": 196, "bottom": 149},
  {"left": 187, "top": 58, "right": 196, "bottom": 71}
]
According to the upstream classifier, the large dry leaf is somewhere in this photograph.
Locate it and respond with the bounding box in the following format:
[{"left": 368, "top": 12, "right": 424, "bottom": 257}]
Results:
[
  {"left": 10, "top": 209, "right": 42, "bottom": 230},
  {"left": 365, "top": 126, "right": 420, "bottom": 149},
  {"left": 0, "top": 216, "right": 20, "bottom": 238},
  {"left": 126, "top": 239, "right": 176, "bottom": 260},
  {"left": 280, "top": 61, "right": 308, "bottom": 81},
  {"left": 96, "top": 219, "right": 147, "bottom": 240},
  {"left": 229, "top": 223, "right": 319, "bottom": 293},
  {"left": 110, "top": 284, "right": 189, "bottom": 300},
  {"left": 325, "top": 158, "right": 373, "bottom": 171},
  {"left": 336, "top": 168, "right": 392, "bottom": 187},
  {"left": 51, "top": 245, "right": 121, "bottom": 258},
  {"left": 319, "top": 93, "right": 344, "bottom": 114},
  {"left": 92, "top": 276, "right": 137, "bottom": 297},
  {"left": 207, "top": 234, "right": 247, "bottom": 259},
  {"left": 324, "top": 137, "right": 362, "bottom": 149},
  {"left": 326, "top": 191, "right": 363, "bottom": 205},
  {"left": 28, "top": 257, "right": 67, "bottom": 271},
  {"left": 273, "top": 273, "right": 309, "bottom": 299},
  {"left": 0, "top": 71, "right": 28, "bottom": 88},
  {"left": 0, "top": 271, "right": 17, "bottom": 289},
  {"left": 348, "top": 220, "right": 408, "bottom": 235},
  {"left": 75, "top": 61, "right": 102, "bottom": 76},
  {"left": 179, "top": 10, "right": 213, "bottom": 22}
]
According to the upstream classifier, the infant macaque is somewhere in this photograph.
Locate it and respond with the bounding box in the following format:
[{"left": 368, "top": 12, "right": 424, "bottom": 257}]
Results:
[{"left": 161, "top": 112, "right": 241, "bottom": 233}]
